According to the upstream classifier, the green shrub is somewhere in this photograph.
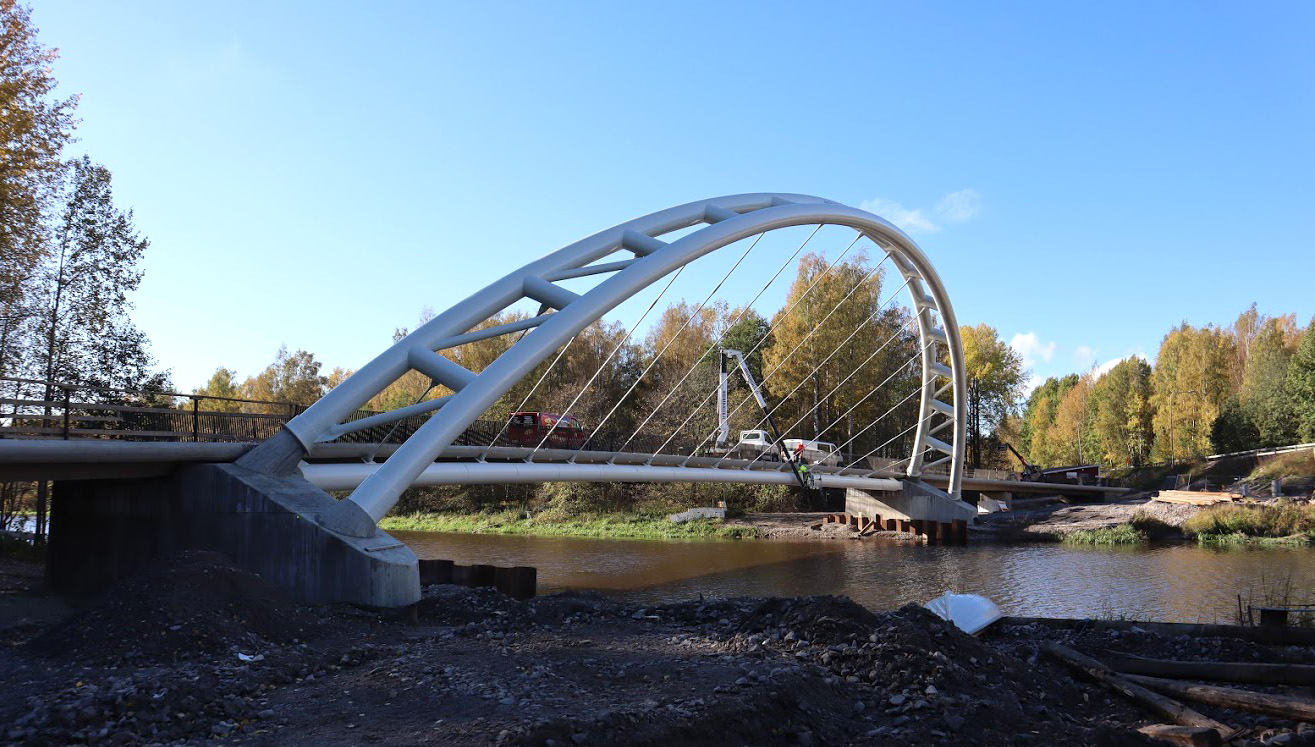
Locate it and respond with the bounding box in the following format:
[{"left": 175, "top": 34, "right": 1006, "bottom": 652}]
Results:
[{"left": 1180, "top": 501, "right": 1315, "bottom": 542}]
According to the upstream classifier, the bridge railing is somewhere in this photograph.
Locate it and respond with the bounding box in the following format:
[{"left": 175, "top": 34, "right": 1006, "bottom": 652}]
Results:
[{"left": 0, "top": 376, "right": 911, "bottom": 465}]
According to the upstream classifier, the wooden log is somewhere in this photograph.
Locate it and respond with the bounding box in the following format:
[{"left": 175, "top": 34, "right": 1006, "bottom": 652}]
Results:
[
  {"left": 951, "top": 518, "right": 968, "bottom": 545},
  {"left": 925, "top": 521, "right": 939, "bottom": 544},
  {"left": 1041, "top": 643, "right": 1232, "bottom": 736},
  {"left": 1136, "top": 724, "right": 1221, "bottom": 747},
  {"left": 1107, "top": 652, "right": 1315, "bottom": 686},
  {"left": 1123, "top": 674, "right": 1315, "bottom": 722},
  {"left": 938, "top": 522, "right": 952, "bottom": 545},
  {"left": 1153, "top": 490, "right": 1238, "bottom": 506},
  {"left": 999, "top": 616, "right": 1315, "bottom": 646}
]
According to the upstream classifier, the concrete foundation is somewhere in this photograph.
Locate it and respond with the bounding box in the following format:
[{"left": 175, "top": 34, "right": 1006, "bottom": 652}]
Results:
[
  {"left": 844, "top": 481, "right": 978, "bottom": 525},
  {"left": 48, "top": 463, "right": 419, "bottom": 607},
  {"left": 976, "top": 490, "right": 1014, "bottom": 513}
]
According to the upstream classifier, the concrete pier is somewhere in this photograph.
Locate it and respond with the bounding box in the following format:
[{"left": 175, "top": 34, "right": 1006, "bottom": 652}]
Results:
[
  {"left": 844, "top": 481, "right": 977, "bottom": 525},
  {"left": 48, "top": 463, "right": 419, "bottom": 607}
]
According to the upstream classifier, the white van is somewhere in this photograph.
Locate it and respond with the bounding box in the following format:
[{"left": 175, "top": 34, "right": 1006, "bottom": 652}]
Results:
[
  {"left": 735, "top": 430, "right": 779, "bottom": 460},
  {"left": 782, "top": 438, "right": 840, "bottom": 466}
]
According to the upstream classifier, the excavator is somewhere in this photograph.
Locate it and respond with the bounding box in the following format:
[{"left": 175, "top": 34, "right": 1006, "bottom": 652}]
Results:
[{"left": 1001, "top": 441, "right": 1045, "bottom": 482}]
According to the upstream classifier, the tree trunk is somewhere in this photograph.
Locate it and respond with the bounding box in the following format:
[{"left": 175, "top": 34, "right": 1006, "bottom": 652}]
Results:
[
  {"left": 1108, "top": 653, "right": 1315, "bottom": 686},
  {"left": 1041, "top": 643, "right": 1232, "bottom": 736},
  {"left": 812, "top": 374, "right": 821, "bottom": 436},
  {"left": 1123, "top": 674, "right": 1315, "bottom": 722}
]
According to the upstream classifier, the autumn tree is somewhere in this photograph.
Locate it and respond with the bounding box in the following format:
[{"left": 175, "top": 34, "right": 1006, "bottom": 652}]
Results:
[
  {"left": 1288, "top": 319, "right": 1315, "bottom": 441},
  {"left": 959, "top": 324, "right": 1025, "bottom": 469},
  {"left": 1049, "top": 373, "right": 1098, "bottom": 465},
  {"left": 1150, "top": 323, "right": 1234, "bottom": 462},
  {"left": 0, "top": 0, "right": 79, "bottom": 335},
  {"left": 1238, "top": 319, "right": 1297, "bottom": 446},
  {"left": 193, "top": 366, "right": 243, "bottom": 412},
  {"left": 1019, "top": 374, "right": 1078, "bottom": 467},
  {"left": 762, "top": 251, "right": 917, "bottom": 463},
  {"left": 1090, "top": 357, "right": 1154, "bottom": 467},
  {"left": 242, "top": 346, "right": 326, "bottom": 412}
]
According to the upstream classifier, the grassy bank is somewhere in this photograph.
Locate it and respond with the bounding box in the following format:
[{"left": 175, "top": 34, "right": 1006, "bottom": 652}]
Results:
[
  {"left": 1060, "top": 524, "right": 1148, "bottom": 545},
  {"left": 379, "top": 510, "right": 759, "bottom": 541},
  {"left": 1181, "top": 501, "right": 1315, "bottom": 546}
]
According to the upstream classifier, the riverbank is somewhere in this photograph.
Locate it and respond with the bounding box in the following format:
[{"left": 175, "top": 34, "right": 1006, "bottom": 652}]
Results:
[
  {"left": 974, "top": 495, "right": 1315, "bottom": 547},
  {"left": 380, "top": 510, "right": 760, "bottom": 541},
  {"left": 2, "top": 552, "right": 1312, "bottom": 745}
]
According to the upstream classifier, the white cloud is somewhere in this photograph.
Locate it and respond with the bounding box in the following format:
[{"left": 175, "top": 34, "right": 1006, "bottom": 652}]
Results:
[
  {"left": 1093, "top": 353, "right": 1149, "bottom": 377},
  {"left": 858, "top": 197, "right": 939, "bottom": 234},
  {"left": 1074, "top": 345, "right": 1096, "bottom": 363},
  {"left": 860, "top": 189, "right": 982, "bottom": 235},
  {"left": 934, "top": 189, "right": 982, "bottom": 223},
  {"left": 1009, "top": 332, "right": 1056, "bottom": 368}
]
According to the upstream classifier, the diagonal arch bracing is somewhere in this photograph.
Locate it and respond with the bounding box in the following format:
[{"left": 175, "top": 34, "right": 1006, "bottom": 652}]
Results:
[{"left": 238, "top": 193, "right": 968, "bottom": 536}]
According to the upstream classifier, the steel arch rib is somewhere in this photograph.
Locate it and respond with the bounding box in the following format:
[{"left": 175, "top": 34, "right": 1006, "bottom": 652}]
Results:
[{"left": 246, "top": 193, "right": 967, "bottom": 530}]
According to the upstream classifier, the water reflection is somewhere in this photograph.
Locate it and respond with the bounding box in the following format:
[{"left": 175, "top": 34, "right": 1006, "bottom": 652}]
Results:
[{"left": 392, "top": 530, "right": 1315, "bottom": 624}]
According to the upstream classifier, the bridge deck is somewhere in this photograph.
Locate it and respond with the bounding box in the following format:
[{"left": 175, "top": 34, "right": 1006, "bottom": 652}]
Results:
[{"left": 0, "top": 439, "right": 1130, "bottom": 496}]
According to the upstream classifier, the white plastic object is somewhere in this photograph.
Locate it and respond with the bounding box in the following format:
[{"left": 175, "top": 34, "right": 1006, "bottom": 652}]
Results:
[{"left": 923, "top": 590, "right": 1003, "bottom": 635}]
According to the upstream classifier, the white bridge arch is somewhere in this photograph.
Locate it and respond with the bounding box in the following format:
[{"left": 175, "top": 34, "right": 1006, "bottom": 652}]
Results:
[{"left": 241, "top": 193, "right": 968, "bottom": 535}]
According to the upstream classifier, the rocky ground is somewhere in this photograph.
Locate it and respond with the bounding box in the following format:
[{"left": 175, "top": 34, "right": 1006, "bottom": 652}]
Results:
[
  {"left": 971, "top": 495, "right": 1202, "bottom": 541},
  {"left": 1, "top": 552, "right": 1312, "bottom": 746}
]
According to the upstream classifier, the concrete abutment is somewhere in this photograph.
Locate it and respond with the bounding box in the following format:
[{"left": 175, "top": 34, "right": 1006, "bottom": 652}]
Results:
[{"left": 48, "top": 463, "right": 419, "bottom": 607}]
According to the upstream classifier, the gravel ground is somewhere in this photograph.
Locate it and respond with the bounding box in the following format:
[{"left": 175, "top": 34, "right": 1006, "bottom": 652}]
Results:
[{"left": 1, "top": 552, "right": 1312, "bottom": 745}]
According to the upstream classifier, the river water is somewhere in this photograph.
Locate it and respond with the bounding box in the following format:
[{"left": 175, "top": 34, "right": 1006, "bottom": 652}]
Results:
[{"left": 392, "top": 531, "right": 1315, "bottom": 624}]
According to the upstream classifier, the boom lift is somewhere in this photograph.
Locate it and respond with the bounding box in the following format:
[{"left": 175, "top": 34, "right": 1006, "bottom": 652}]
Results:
[{"left": 717, "top": 349, "right": 810, "bottom": 490}]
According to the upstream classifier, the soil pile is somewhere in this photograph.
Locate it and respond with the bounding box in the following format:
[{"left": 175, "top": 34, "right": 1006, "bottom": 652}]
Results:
[{"left": 30, "top": 550, "right": 322, "bottom": 664}]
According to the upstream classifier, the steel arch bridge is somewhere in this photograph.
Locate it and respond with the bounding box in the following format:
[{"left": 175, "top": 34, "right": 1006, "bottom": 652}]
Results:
[{"left": 240, "top": 193, "right": 969, "bottom": 536}]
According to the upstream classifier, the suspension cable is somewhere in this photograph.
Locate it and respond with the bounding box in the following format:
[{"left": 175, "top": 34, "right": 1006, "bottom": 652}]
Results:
[
  {"left": 731, "top": 328, "right": 925, "bottom": 469},
  {"left": 835, "top": 385, "right": 925, "bottom": 469},
  {"left": 645, "top": 232, "right": 868, "bottom": 458},
  {"left": 616, "top": 226, "right": 838, "bottom": 455},
  {"left": 843, "top": 402, "right": 933, "bottom": 472},
  {"left": 580, "top": 232, "right": 770, "bottom": 452},
  {"left": 706, "top": 274, "right": 915, "bottom": 466},
  {"left": 480, "top": 335, "right": 581, "bottom": 457},
  {"left": 528, "top": 263, "right": 688, "bottom": 457},
  {"left": 679, "top": 254, "right": 898, "bottom": 462}
]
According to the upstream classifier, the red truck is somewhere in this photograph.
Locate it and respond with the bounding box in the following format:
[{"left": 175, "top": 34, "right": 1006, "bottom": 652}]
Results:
[{"left": 505, "top": 411, "right": 588, "bottom": 449}]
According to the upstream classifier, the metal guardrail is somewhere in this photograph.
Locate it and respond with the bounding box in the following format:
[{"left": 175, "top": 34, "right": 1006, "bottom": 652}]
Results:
[
  {"left": 0, "top": 376, "right": 916, "bottom": 462},
  {"left": 1206, "top": 442, "right": 1315, "bottom": 461}
]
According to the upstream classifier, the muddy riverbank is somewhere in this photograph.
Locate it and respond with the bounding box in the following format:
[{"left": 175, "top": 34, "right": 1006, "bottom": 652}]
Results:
[{"left": 2, "top": 552, "right": 1313, "bottom": 745}]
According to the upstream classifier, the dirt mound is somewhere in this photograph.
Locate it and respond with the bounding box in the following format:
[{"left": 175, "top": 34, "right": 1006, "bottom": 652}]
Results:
[{"left": 31, "top": 551, "right": 322, "bottom": 664}]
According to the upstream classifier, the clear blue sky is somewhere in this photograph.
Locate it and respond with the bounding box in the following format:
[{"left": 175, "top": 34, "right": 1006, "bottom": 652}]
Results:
[{"left": 34, "top": 1, "right": 1315, "bottom": 392}]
